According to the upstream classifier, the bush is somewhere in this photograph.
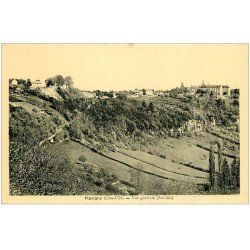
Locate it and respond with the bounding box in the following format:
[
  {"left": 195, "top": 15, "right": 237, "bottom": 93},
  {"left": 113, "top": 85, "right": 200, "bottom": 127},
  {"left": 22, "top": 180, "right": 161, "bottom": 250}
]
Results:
[
  {"left": 78, "top": 155, "right": 87, "bottom": 163},
  {"left": 159, "top": 154, "right": 167, "bottom": 159},
  {"left": 105, "top": 183, "right": 120, "bottom": 194},
  {"left": 9, "top": 95, "right": 22, "bottom": 102},
  {"left": 9, "top": 142, "right": 83, "bottom": 195}
]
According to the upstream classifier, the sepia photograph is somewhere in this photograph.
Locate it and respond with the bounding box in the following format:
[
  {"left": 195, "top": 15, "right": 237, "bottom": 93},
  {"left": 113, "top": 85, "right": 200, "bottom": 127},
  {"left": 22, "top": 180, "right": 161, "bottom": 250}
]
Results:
[
  {"left": 1, "top": 44, "right": 248, "bottom": 204},
  {"left": 1, "top": 1, "right": 250, "bottom": 250}
]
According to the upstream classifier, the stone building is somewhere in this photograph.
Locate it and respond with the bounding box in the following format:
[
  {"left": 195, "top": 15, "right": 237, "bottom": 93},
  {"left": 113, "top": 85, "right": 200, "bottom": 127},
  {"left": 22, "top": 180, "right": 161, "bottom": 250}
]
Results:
[
  {"left": 30, "top": 80, "right": 43, "bottom": 89},
  {"left": 196, "top": 84, "right": 231, "bottom": 97},
  {"left": 81, "top": 91, "right": 96, "bottom": 98},
  {"left": 9, "top": 79, "right": 18, "bottom": 86},
  {"left": 142, "top": 89, "right": 154, "bottom": 96}
]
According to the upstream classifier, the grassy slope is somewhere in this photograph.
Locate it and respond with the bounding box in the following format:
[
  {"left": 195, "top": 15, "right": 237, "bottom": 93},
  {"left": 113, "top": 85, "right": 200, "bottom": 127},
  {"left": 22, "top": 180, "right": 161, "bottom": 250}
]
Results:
[
  {"left": 118, "top": 149, "right": 209, "bottom": 179},
  {"left": 49, "top": 140, "right": 202, "bottom": 195},
  {"left": 145, "top": 137, "right": 234, "bottom": 171}
]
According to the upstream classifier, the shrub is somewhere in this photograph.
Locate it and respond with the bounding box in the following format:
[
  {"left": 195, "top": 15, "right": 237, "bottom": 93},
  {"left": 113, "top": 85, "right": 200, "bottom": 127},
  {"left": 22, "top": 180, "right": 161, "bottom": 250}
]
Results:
[
  {"left": 10, "top": 142, "right": 78, "bottom": 195},
  {"left": 105, "top": 184, "right": 120, "bottom": 194},
  {"left": 9, "top": 95, "right": 22, "bottom": 102},
  {"left": 78, "top": 155, "right": 87, "bottom": 163}
]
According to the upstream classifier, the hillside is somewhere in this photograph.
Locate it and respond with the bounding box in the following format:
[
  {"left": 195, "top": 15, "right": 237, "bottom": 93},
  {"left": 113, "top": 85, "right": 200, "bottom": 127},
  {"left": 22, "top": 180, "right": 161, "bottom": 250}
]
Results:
[{"left": 9, "top": 86, "right": 240, "bottom": 195}]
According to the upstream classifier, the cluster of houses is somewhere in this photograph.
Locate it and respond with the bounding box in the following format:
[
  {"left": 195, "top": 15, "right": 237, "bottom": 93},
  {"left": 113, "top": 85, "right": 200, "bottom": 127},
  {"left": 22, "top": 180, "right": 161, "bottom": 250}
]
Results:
[
  {"left": 9, "top": 79, "right": 162, "bottom": 99},
  {"left": 83, "top": 89, "right": 165, "bottom": 99},
  {"left": 9, "top": 78, "right": 44, "bottom": 89},
  {"left": 117, "top": 89, "right": 168, "bottom": 99}
]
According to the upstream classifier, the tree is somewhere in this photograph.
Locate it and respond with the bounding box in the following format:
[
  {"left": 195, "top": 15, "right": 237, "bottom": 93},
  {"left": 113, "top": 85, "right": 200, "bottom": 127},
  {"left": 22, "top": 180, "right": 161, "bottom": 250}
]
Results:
[
  {"left": 217, "top": 139, "right": 223, "bottom": 173},
  {"left": 17, "top": 78, "right": 27, "bottom": 85},
  {"left": 45, "top": 77, "right": 55, "bottom": 87},
  {"left": 148, "top": 102, "right": 155, "bottom": 112},
  {"left": 231, "top": 158, "right": 240, "bottom": 189},
  {"left": 209, "top": 142, "right": 216, "bottom": 189},
  {"left": 26, "top": 79, "right": 32, "bottom": 88},
  {"left": 141, "top": 100, "right": 147, "bottom": 109},
  {"left": 220, "top": 159, "right": 230, "bottom": 190},
  {"left": 126, "top": 120, "right": 136, "bottom": 135},
  {"left": 65, "top": 76, "right": 74, "bottom": 88},
  {"left": 95, "top": 90, "right": 102, "bottom": 98},
  {"left": 53, "top": 75, "right": 65, "bottom": 87}
]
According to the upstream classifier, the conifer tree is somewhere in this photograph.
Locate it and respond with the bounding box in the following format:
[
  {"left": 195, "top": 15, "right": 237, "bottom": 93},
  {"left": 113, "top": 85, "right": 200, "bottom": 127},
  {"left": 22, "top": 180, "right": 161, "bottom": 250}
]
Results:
[
  {"left": 231, "top": 158, "right": 240, "bottom": 189},
  {"left": 220, "top": 159, "right": 230, "bottom": 190},
  {"left": 209, "top": 142, "right": 216, "bottom": 189},
  {"left": 217, "top": 139, "right": 223, "bottom": 173}
]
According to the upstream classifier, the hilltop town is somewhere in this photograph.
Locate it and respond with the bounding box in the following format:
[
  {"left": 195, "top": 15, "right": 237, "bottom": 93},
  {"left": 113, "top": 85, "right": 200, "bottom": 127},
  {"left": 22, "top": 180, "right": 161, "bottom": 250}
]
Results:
[
  {"left": 10, "top": 77, "right": 238, "bottom": 99},
  {"left": 9, "top": 75, "right": 240, "bottom": 195}
]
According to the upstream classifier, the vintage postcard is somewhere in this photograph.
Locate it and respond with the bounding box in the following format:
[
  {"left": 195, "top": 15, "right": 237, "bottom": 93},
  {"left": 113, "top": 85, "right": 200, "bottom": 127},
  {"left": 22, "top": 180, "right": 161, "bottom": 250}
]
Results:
[{"left": 1, "top": 44, "right": 249, "bottom": 204}]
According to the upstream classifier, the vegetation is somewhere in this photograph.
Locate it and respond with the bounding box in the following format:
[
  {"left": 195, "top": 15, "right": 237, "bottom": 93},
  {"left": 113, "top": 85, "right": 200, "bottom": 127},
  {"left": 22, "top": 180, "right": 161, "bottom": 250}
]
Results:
[
  {"left": 9, "top": 106, "right": 57, "bottom": 143},
  {"left": 9, "top": 79, "right": 240, "bottom": 195},
  {"left": 219, "top": 159, "right": 231, "bottom": 191},
  {"left": 209, "top": 143, "right": 216, "bottom": 189},
  {"left": 45, "top": 75, "right": 71, "bottom": 88},
  {"left": 231, "top": 158, "right": 240, "bottom": 189},
  {"left": 9, "top": 139, "right": 130, "bottom": 195}
]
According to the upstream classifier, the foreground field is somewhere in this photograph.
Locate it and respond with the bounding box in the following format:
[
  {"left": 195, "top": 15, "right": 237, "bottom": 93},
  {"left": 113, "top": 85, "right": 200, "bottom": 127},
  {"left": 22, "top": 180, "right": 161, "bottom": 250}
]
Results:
[{"left": 49, "top": 140, "right": 209, "bottom": 194}]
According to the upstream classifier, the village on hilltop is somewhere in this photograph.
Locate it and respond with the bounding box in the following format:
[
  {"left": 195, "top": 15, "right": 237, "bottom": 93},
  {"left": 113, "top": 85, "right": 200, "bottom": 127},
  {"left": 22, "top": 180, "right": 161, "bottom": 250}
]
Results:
[{"left": 9, "top": 77, "right": 239, "bottom": 100}]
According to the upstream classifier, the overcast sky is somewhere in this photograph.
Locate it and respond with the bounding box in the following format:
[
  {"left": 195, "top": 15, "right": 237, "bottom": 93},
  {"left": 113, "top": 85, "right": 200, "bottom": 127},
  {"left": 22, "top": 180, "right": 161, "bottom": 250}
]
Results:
[{"left": 2, "top": 44, "right": 248, "bottom": 91}]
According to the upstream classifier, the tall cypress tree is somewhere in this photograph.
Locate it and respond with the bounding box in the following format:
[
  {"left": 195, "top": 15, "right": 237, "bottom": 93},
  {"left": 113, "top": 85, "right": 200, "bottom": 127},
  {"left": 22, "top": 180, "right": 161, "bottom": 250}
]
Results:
[
  {"left": 217, "top": 139, "right": 223, "bottom": 173},
  {"left": 209, "top": 142, "right": 216, "bottom": 189},
  {"left": 231, "top": 158, "right": 240, "bottom": 190},
  {"left": 220, "top": 159, "right": 230, "bottom": 190}
]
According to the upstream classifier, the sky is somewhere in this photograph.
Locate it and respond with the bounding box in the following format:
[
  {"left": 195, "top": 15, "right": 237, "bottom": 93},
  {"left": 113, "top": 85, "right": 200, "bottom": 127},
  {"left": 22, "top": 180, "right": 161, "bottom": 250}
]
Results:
[{"left": 2, "top": 44, "right": 248, "bottom": 91}]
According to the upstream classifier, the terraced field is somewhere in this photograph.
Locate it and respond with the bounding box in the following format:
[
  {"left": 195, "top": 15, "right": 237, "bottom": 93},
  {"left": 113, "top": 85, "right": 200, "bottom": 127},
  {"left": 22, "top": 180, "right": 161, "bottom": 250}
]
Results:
[
  {"left": 106, "top": 150, "right": 208, "bottom": 184},
  {"left": 118, "top": 149, "right": 208, "bottom": 179},
  {"left": 145, "top": 137, "right": 235, "bottom": 172},
  {"left": 49, "top": 140, "right": 209, "bottom": 194},
  {"left": 30, "top": 125, "right": 240, "bottom": 195}
]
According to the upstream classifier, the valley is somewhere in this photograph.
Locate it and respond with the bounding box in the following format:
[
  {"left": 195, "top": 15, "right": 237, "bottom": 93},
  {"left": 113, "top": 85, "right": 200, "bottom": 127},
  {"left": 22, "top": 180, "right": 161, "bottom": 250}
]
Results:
[{"left": 8, "top": 82, "right": 240, "bottom": 195}]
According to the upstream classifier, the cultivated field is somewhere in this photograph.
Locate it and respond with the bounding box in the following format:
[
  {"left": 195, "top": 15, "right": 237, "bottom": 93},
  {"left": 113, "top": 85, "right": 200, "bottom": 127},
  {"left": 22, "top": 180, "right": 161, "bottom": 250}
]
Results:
[{"left": 49, "top": 140, "right": 209, "bottom": 194}]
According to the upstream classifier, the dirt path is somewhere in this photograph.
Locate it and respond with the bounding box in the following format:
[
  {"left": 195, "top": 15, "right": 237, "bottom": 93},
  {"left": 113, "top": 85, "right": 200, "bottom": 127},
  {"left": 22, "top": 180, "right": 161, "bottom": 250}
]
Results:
[
  {"left": 39, "top": 127, "right": 63, "bottom": 146},
  {"left": 39, "top": 114, "right": 80, "bottom": 146}
]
